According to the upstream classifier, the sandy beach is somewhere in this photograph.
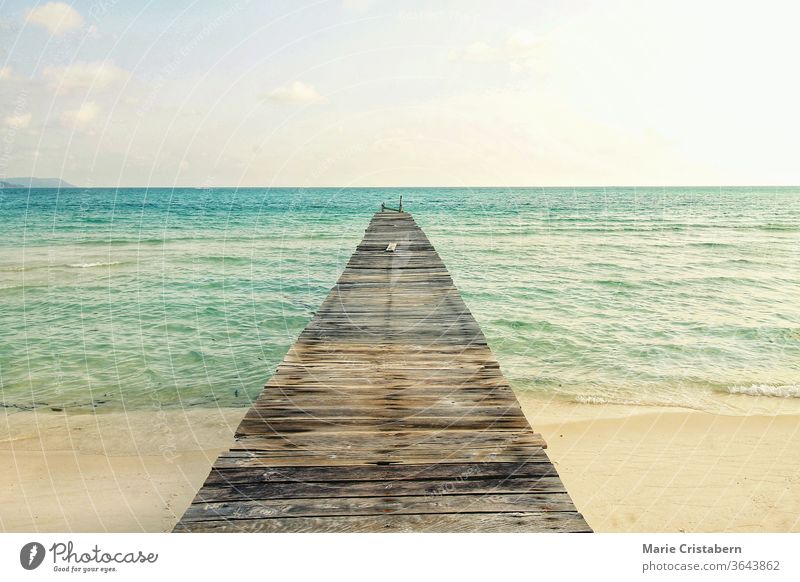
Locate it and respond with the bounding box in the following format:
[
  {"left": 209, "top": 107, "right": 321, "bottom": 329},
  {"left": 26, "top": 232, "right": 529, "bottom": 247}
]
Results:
[
  {"left": 2, "top": 397, "right": 799, "bottom": 533},
  {"left": 0, "top": 408, "right": 245, "bottom": 533},
  {"left": 519, "top": 394, "right": 800, "bottom": 533}
]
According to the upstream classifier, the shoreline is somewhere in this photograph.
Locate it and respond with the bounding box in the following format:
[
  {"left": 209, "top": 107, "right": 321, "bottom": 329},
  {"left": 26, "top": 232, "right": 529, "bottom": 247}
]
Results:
[{"left": 2, "top": 397, "right": 800, "bottom": 532}]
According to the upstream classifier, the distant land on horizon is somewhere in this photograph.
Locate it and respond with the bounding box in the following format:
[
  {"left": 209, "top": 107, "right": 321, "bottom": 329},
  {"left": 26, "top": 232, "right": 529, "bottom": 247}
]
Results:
[{"left": 0, "top": 177, "right": 77, "bottom": 188}]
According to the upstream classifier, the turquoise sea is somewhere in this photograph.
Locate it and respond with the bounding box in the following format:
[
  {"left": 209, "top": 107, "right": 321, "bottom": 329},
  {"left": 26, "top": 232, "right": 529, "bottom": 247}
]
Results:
[{"left": 1, "top": 187, "right": 799, "bottom": 414}]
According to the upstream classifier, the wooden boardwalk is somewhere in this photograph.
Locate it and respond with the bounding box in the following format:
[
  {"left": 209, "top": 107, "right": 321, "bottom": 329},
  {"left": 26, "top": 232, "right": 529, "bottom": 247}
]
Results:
[{"left": 175, "top": 211, "right": 590, "bottom": 533}]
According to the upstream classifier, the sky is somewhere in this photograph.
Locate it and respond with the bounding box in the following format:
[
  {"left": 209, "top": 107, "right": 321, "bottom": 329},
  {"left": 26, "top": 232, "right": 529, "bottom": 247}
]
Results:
[{"left": 1, "top": 0, "right": 799, "bottom": 187}]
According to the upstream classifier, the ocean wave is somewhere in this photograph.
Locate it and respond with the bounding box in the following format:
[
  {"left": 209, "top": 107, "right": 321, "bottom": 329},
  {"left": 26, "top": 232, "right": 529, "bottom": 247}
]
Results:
[
  {"left": 197, "top": 256, "right": 253, "bottom": 265},
  {"left": 726, "top": 384, "right": 800, "bottom": 398},
  {"left": 590, "top": 278, "right": 639, "bottom": 289},
  {"left": 566, "top": 389, "right": 720, "bottom": 411},
  {"left": 687, "top": 241, "right": 734, "bottom": 248},
  {"left": 66, "top": 261, "right": 123, "bottom": 269},
  {"left": 573, "top": 395, "right": 609, "bottom": 404},
  {"left": 760, "top": 224, "right": 798, "bottom": 232},
  {"left": 0, "top": 283, "right": 27, "bottom": 291}
]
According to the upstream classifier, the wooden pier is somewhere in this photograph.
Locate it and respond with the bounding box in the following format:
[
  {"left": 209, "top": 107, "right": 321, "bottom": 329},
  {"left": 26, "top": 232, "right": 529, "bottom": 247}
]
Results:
[{"left": 175, "top": 211, "right": 590, "bottom": 532}]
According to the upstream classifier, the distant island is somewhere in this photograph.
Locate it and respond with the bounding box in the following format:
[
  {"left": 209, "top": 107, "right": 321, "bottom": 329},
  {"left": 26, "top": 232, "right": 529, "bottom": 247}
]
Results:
[{"left": 0, "top": 177, "right": 77, "bottom": 188}]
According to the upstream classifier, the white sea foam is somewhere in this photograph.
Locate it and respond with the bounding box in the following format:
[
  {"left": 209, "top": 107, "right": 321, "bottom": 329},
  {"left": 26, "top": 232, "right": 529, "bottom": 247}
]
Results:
[
  {"left": 67, "top": 261, "right": 122, "bottom": 268},
  {"left": 573, "top": 395, "right": 609, "bottom": 405},
  {"left": 726, "top": 384, "right": 800, "bottom": 398}
]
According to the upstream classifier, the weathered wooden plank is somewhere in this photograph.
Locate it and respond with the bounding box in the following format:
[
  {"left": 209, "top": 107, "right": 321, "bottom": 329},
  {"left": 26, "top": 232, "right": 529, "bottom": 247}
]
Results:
[
  {"left": 210, "top": 448, "right": 547, "bottom": 467},
  {"left": 192, "top": 475, "right": 567, "bottom": 504},
  {"left": 234, "top": 419, "right": 537, "bottom": 434},
  {"left": 175, "top": 512, "right": 592, "bottom": 533},
  {"left": 204, "top": 460, "right": 554, "bottom": 484},
  {"left": 181, "top": 493, "right": 579, "bottom": 521},
  {"left": 228, "top": 430, "right": 547, "bottom": 451}
]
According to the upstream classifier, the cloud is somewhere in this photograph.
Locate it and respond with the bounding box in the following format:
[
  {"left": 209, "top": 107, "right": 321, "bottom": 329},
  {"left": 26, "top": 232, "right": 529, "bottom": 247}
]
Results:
[
  {"left": 0, "top": 66, "right": 12, "bottom": 80},
  {"left": 264, "top": 81, "right": 327, "bottom": 104},
  {"left": 60, "top": 101, "right": 99, "bottom": 132},
  {"left": 342, "top": 0, "right": 373, "bottom": 12},
  {"left": 449, "top": 31, "right": 541, "bottom": 64},
  {"left": 449, "top": 41, "right": 496, "bottom": 63},
  {"left": 25, "top": 2, "right": 84, "bottom": 36},
  {"left": 4, "top": 112, "right": 32, "bottom": 129},
  {"left": 43, "top": 61, "right": 130, "bottom": 92}
]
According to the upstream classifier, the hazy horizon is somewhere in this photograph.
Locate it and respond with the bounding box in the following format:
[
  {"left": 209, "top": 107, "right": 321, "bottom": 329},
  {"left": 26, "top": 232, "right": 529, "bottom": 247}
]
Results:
[{"left": 7, "top": 183, "right": 800, "bottom": 189}]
